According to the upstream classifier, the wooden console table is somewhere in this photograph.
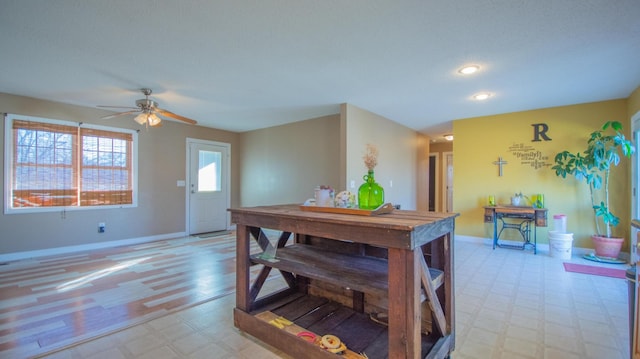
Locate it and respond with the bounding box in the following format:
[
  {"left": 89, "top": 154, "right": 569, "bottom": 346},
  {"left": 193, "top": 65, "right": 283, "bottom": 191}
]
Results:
[
  {"left": 230, "top": 204, "right": 458, "bottom": 359},
  {"left": 483, "top": 206, "right": 547, "bottom": 254}
]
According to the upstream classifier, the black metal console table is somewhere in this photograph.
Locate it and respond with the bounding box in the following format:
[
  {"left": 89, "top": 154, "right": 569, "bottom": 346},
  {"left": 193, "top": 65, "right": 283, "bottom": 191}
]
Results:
[{"left": 483, "top": 206, "right": 548, "bottom": 254}]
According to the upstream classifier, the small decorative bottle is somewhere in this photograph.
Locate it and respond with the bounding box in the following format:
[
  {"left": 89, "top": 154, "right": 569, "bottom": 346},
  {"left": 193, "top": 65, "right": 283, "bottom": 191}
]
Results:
[{"left": 358, "top": 170, "right": 384, "bottom": 210}]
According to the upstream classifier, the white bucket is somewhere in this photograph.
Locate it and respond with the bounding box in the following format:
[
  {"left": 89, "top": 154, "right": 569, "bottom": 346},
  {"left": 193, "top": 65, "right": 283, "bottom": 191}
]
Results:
[
  {"left": 553, "top": 214, "right": 567, "bottom": 233},
  {"left": 548, "top": 230, "right": 573, "bottom": 259}
]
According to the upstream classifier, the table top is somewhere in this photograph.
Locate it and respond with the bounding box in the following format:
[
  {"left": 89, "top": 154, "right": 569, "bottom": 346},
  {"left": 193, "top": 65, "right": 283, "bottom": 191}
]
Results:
[
  {"left": 229, "top": 204, "right": 459, "bottom": 249},
  {"left": 484, "top": 205, "right": 547, "bottom": 214}
]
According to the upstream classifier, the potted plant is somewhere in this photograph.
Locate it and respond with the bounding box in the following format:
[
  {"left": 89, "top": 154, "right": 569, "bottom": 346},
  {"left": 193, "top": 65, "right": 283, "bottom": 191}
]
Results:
[
  {"left": 511, "top": 192, "right": 528, "bottom": 206},
  {"left": 552, "top": 120, "right": 635, "bottom": 258}
]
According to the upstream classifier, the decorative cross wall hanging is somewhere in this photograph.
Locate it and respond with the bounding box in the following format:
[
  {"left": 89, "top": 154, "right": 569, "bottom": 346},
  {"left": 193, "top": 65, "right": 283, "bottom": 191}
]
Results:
[{"left": 493, "top": 156, "right": 508, "bottom": 176}]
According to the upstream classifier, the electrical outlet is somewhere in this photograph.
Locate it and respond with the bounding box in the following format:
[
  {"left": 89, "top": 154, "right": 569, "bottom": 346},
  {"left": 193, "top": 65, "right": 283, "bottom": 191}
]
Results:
[
  {"left": 350, "top": 180, "right": 355, "bottom": 189},
  {"left": 98, "top": 222, "right": 105, "bottom": 233}
]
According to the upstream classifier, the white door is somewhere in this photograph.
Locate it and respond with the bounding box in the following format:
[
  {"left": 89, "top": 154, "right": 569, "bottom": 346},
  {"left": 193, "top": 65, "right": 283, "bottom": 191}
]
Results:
[{"left": 187, "top": 140, "right": 230, "bottom": 235}]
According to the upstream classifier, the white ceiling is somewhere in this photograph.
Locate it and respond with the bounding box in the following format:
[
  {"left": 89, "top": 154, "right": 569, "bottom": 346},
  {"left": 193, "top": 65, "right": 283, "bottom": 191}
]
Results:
[{"left": 1, "top": 1, "right": 639, "bottom": 139}]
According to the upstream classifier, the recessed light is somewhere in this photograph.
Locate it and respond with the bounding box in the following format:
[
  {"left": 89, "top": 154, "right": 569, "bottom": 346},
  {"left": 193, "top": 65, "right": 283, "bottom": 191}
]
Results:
[
  {"left": 473, "top": 92, "right": 492, "bottom": 101},
  {"left": 458, "top": 65, "right": 479, "bottom": 75},
  {"left": 443, "top": 134, "right": 454, "bottom": 141}
]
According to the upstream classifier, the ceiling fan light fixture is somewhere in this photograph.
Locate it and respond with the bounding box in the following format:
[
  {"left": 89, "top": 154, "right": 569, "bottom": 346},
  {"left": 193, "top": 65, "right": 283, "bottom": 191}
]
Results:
[
  {"left": 99, "top": 88, "right": 197, "bottom": 126},
  {"left": 148, "top": 113, "right": 161, "bottom": 126},
  {"left": 134, "top": 113, "right": 148, "bottom": 125}
]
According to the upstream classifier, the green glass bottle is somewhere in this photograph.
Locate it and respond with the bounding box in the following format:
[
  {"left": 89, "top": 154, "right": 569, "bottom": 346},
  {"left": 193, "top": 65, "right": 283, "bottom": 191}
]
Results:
[{"left": 358, "top": 170, "right": 384, "bottom": 210}]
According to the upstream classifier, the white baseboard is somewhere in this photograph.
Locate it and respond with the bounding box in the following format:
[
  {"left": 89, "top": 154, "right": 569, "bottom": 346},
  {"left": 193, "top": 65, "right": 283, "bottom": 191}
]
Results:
[
  {"left": 454, "top": 234, "right": 630, "bottom": 261},
  {"left": 0, "top": 232, "right": 187, "bottom": 263},
  {"left": 2, "top": 232, "right": 630, "bottom": 263}
]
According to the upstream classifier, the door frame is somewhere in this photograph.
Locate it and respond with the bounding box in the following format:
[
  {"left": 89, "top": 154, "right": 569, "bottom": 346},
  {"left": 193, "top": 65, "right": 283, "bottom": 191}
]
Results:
[
  {"left": 429, "top": 153, "right": 440, "bottom": 211},
  {"left": 630, "top": 110, "right": 639, "bottom": 359},
  {"left": 633, "top": 111, "right": 640, "bottom": 227},
  {"left": 185, "top": 138, "right": 231, "bottom": 235},
  {"left": 631, "top": 111, "right": 640, "bottom": 264},
  {"left": 442, "top": 151, "right": 453, "bottom": 212}
]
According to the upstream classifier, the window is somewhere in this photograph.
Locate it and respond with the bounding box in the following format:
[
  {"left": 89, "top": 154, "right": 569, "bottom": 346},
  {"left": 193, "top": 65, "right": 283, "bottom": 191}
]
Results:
[
  {"left": 197, "top": 150, "right": 222, "bottom": 192},
  {"left": 5, "top": 114, "right": 137, "bottom": 213}
]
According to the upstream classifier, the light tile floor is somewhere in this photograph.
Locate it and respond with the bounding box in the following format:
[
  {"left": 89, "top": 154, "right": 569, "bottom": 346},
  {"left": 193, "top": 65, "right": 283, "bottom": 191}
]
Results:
[
  {"left": 40, "top": 240, "right": 630, "bottom": 359},
  {"left": 453, "top": 240, "right": 629, "bottom": 359}
]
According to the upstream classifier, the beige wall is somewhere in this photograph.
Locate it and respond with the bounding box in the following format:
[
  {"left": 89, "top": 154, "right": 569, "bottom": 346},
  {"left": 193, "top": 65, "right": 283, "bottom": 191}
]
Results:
[
  {"left": 343, "top": 104, "right": 421, "bottom": 210},
  {"left": 239, "top": 104, "right": 423, "bottom": 210},
  {"left": 0, "top": 93, "right": 240, "bottom": 255},
  {"left": 415, "top": 134, "right": 430, "bottom": 211},
  {"left": 0, "top": 94, "right": 424, "bottom": 256},
  {"left": 238, "top": 114, "right": 341, "bottom": 206}
]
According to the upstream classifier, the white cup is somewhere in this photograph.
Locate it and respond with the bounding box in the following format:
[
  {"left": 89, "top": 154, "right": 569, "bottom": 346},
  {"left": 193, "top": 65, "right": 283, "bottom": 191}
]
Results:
[{"left": 315, "top": 188, "right": 334, "bottom": 207}]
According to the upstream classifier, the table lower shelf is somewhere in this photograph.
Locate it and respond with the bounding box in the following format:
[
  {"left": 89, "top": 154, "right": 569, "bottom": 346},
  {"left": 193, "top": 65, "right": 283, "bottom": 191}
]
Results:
[
  {"left": 235, "top": 291, "right": 452, "bottom": 359},
  {"left": 250, "top": 244, "right": 445, "bottom": 298}
]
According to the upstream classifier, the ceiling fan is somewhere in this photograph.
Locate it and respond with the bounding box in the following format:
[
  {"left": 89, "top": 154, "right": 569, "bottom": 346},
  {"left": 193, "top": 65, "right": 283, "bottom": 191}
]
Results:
[{"left": 99, "top": 88, "right": 197, "bottom": 127}]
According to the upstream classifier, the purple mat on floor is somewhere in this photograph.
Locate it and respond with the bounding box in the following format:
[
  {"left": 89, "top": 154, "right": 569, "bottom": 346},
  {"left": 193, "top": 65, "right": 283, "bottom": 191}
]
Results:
[{"left": 563, "top": 262, "right": 626, "bottom": 279}]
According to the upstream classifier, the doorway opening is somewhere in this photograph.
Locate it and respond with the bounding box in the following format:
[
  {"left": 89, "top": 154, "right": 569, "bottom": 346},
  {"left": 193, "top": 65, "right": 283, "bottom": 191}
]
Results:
[{"left": 428, "top": 154, "right": 438, "bottom": 211}]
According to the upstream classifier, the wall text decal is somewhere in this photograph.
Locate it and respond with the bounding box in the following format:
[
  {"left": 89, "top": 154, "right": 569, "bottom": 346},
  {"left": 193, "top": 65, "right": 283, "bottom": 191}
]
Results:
[
  {"left": 508, "top": 143, "right": 552, "bottom": 170},
  {"left": 531, "top": 123, "right": 552, "bottom": 142}
]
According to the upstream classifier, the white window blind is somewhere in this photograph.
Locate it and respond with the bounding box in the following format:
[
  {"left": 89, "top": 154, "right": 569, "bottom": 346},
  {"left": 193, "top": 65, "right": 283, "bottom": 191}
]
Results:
[{"left": 5, "top": 114, "right": 137, "bottom": 213}]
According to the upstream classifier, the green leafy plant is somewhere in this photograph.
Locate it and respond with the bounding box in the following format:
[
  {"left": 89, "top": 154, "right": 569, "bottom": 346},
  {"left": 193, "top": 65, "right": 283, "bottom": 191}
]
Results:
[
  {"left": 512, "top": 192, "right": 530, "bottom": 206},
  {"left": 552, "top": 121, "right": 635, "bottom": 238},
  {"left": 514, "top": 191, "right": 528, "bottom": 201}
]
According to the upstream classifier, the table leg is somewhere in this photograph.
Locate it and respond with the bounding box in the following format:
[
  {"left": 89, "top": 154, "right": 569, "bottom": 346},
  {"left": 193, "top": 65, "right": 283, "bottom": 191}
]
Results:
[
  {"left": 247, "top": 227, "right": 297, "bottom": 292},
  {"left": 496, "top": 216, "right": 538, "bottom": 253},
  {"left": 388, "top": 248, "right": 421, "bottom": 358},
  {"left": 236, "top": 225, "right": 250, "bottom": 311},
  {"left": 534, "top": 224, "right": 537, "bottom": 254},
  {"left": 493, "top": 215, "right": 498, "bottom": 250}
]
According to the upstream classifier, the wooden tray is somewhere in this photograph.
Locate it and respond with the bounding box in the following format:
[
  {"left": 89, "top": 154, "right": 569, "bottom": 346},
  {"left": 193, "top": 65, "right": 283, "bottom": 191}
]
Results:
[{"left": 299, "top": 202, "right": 394, "bottom": 216}]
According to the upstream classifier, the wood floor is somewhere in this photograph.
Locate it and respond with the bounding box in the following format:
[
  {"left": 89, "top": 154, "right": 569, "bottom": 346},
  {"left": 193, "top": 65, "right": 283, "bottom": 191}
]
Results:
[{"left": 0, "top": 232, "right": 270, "bottom": 358}]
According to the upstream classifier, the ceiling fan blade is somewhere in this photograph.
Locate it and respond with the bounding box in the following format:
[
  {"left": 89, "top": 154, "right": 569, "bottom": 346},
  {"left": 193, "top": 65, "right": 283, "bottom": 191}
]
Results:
[
  {"left": 101, "top": 110, "right": 140, "bottom": 120},
  {"left": 155, "top": 108, "right": 197, "bottom": 125},
  {"left": 97, "top": 105, "right": 139, "bottom": 110}
]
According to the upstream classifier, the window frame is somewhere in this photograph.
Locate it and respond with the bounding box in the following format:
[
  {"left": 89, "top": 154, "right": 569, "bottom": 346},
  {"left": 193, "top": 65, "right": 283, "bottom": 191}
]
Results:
[{"left": 4, "top": 113, "right": 138, "bottom": 214}]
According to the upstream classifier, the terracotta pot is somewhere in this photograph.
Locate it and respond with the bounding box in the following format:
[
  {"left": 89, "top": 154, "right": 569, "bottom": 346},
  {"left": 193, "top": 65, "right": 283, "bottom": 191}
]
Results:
[{"left": 591, "top": 235, "right": 624, "bottom": 259}]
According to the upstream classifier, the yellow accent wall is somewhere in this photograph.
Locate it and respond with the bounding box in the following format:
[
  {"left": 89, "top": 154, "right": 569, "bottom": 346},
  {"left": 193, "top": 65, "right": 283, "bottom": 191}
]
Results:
[
  {"left": 453, "top": 99, "right": 631, "bottom": 249},
  {"left": 629, "top": 85, "right": 640, "bottom": 119}
]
